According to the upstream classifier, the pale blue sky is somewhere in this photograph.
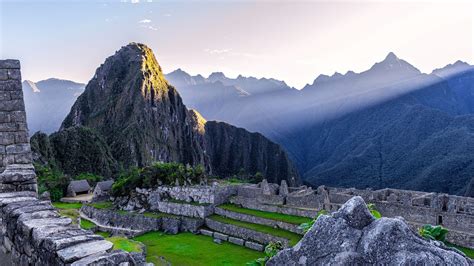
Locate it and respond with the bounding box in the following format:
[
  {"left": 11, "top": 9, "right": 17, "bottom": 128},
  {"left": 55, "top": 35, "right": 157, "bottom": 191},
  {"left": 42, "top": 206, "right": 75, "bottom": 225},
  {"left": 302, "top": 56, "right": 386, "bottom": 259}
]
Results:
[{"left": 1, "top": 0, "right": 473, "bottom": 88}]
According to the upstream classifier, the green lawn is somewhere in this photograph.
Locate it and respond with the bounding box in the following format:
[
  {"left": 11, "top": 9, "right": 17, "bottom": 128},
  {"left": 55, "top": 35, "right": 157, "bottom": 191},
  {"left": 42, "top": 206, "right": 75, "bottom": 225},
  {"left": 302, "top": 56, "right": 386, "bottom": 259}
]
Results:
[
  {"left": 446, "top": 242, "right": 474, "bottom": 259},
  {"left": 108, "top": 236, "right": 143, "bottom": 253},
  {"left": 209, "top": 215, "right": 302, "bottom": 246},
  {"left": 218, "top": 203, "right": 311, "bottom": 225},
  {"left": 96, "top": 231, "right": 112, "bottom": 238},
  {"left": 52, "top": 202, "right": 83, "bottom": 209},
  {"left": 133, "top": 232, "right": 262, "bottom": 265}
]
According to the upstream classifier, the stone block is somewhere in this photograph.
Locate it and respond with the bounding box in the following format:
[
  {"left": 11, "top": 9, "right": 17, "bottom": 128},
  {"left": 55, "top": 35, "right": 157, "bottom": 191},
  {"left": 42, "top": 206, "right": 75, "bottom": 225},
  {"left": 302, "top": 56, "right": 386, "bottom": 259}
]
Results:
[
  {"left": 213, "top": 232, "right": 228, "bottom": 241},
  {"left": 0, "top": 123, "right": 17, "bottom": 132},
  {"left": 228, "top": 236, "right": 244, "bottom": 246},
  {"left": 0, "top": 113, "right": 10, "bottom": 123},
  {"left": 0, "top": 100, "right": 24, "bottom": 112},
  {"left": 14, "top": 153, "right": 32, "bottom": 164},
  {"left": 6, "top": 143, "right": 30, "bottom": 154},
  {"left": 0, "top": 132, "right": 15, "bottom": 145},
  {"left": 14, "top": 132, "right": 28, "bottom": 143},
  {"left": 245, "top": 241, "right": 264, "bottom": 251},
  {"left": 9, "top": 91, "right": 23, "bottom": 100},
  {"left": 56, "top": 240, "right": 113, "bottom": 263},
  {"left": 10, "top": 111, "right": 26, "bottom": 123},
  {"left": 0, "top": 92, "right": 9, "bottom": 101},
  {"left": 70, "top": 250, "right": 136, "bottom": 266},
  {"left": 200, "top": 229, "right": 213, "bottom": 237},
  {"left": 7, "top": 69, "right": 21, "bottom": 80},
  {"left": 0, "top": 60, "right": 20, "bottom": 69},
  {"left": 0, "top": 69, "right": 7, "bottom": 80},
  {"left": 0, "top": 80, "right": 21, "bottom": 91}
]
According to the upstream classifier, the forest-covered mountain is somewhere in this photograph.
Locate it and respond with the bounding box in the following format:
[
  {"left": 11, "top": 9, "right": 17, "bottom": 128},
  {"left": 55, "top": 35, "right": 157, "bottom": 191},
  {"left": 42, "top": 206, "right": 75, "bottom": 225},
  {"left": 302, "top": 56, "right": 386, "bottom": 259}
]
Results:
[
  {"left": 24, "top": 51, "right": 474, "bottom": 196},
  {"left": 30, "top": 43, "right": 300, "bottom": 186}
]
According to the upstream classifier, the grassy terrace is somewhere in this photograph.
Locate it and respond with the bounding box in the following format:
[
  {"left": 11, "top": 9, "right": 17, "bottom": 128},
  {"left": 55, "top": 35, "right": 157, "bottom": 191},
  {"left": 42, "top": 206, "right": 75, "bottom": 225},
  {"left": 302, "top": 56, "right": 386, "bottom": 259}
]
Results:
[
  {"left": 446, "top": 242, "right": 474, "bottom": 259},
  {"left": 134, "top": 232, "right": 262, "bottom": 265},
  {"left": 209, "top": 215, "right": 302, "bottom": 246},
  {"left": 218, "top": 203, "right": 311, "bottom": 225},
  {"left": 52, "top": 202, "right": 83, "bottom": 209}
]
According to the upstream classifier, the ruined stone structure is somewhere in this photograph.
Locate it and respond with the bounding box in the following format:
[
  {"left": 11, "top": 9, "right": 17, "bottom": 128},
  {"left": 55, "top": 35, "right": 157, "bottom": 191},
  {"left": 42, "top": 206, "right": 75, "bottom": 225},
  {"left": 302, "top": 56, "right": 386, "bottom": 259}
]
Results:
[
  {"left": 0, "top": 60, "right": 145, "bottom": 265},
  {"left": 233, "top": 181, "right": 474, "bottom": 248}
]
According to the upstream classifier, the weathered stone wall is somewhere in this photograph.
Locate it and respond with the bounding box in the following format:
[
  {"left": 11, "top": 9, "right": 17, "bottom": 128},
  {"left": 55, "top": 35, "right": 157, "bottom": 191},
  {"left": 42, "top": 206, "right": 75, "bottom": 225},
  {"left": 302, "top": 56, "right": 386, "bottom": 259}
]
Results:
[
  {"left": 0, "top": 192, "right": 143, "bottom": 265},
  {"left": 204, "top": 218, "right": 290, "bottom": 247},
  {"left": 214, "top": 207, "right": 303, "bottom": 234},
  {"left": 230, "top": 196, "right": 317, "bottom": 218},
  {"left": 0, "top": 60, "right": 36, "bottom": 193},
  {"left": 149, "top": 201, "right": 214, "bottom": 218},
  {"left": 81, "top": 205, "right": 203, "bottom": 234}
]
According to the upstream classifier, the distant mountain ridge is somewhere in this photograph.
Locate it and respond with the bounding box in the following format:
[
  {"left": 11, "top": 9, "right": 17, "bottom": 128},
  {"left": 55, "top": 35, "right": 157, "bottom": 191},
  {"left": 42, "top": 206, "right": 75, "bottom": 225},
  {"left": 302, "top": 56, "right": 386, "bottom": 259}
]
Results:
[{"left": 24, "top": 52, "right": 474, "bottom": 196}]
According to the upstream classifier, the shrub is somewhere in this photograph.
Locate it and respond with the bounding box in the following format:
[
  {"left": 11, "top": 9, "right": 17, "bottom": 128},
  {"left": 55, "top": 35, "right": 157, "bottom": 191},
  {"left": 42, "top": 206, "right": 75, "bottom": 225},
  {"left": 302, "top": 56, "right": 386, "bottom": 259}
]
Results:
[
  {"left": 419, "top": 224, "right": 448, "bottom": 242},
  {"left": 246, "top": 241, "right": 283, "bottom": 266},
  {"left": 74, "top": 172, "right": 103, "bottom": 186},
  {"left": 35, "top": 163, "right": 68, "bottom": 201},
  {"left": 111, "top": 162, "right": 207, "bottom": 196},
  {"left": 367, "top": 203, "right": 382, "bottom": 219},
  {"left": 298, "top": 209, "right": 328, "bottom": 233}
]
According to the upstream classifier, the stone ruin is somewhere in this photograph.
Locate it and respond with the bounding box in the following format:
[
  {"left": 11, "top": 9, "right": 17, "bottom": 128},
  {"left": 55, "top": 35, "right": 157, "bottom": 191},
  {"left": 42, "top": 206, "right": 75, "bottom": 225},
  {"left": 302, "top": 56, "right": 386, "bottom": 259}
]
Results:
[
  {"left": 232, "top": 180, "right": 474, "bottom": 249},
  {"left": 0, "top": 60, "right": 146, "bottom": 265}
]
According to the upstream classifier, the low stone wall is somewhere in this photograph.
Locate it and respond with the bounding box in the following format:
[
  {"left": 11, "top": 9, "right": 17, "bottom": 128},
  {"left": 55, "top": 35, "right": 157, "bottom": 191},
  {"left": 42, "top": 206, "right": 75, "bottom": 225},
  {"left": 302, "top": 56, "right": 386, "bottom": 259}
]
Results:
[
  {"left": 230, "top": 196, "right": 318, "bottom": 218},
  {"left": 215, "top": 207, "right": 303, "bottom": 234},
  {"left": 0, "top": 192, "right": 144, "bottom": 265},
  {"left": 81, "top": 205, "right": 203, "bottom": 234},
  {"left": 204, "top": 218, "right": 289, "bottom": 247},
  {"left": 199, "top": 229, "right": 264, "bottom": 251},
  {"left": 149, "top": 201, "right": 214, "bottom": 218}
]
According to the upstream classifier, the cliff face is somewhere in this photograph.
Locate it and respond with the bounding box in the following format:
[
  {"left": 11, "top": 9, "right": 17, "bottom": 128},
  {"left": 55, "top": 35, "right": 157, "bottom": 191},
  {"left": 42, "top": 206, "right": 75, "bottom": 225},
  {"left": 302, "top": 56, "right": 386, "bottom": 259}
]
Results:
[
  {"left": 204, "top": 121, "right": 300, "bottom": 186},
  {"left": 61, "top": 43, "right": 207, "bottom": 169},
  {"left": 42, "top": 43, "right": 300, "bottom": 183}
]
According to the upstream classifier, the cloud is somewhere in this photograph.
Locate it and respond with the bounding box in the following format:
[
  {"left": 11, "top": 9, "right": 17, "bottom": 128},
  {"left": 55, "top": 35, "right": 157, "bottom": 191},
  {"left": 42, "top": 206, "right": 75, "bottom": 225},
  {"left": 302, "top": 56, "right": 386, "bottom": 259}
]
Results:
[
  {"left": 140, "top": 25, "right": 158, "bottom": 31},
  {"left": 131, "top": 0, "right": 140, "bottom": 4},
  {"left": 204, "top": 48, "right": 232, "bottom": 55},
  {"left": 138, "top": 19, "right": 152, "bottom": 24}
]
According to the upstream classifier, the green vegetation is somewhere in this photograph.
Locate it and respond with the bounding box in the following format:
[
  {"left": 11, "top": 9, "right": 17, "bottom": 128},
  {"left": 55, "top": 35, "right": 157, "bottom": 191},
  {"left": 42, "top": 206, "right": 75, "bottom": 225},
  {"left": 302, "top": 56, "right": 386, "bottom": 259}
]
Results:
[
  {"left": 219, "top": 204, "right": 311, "bottom": 225},
  {"left": 367, "top": 203, "right": 382, "bottom": 219},
  {"left": 419, "top": 224, "right": 448, "bottom": 242},
  {"left": 35, "top": 164, "right": 68, "bottom": 202},
  {"left": 247, "top": 241, "right": 283, "bottom": 266},
  {"left": 112, "top": 162, "right": 205, "bottom": 196},
  {"left": 446, "top": 242, "right": 474, "bottom": 259},
  {"left": 52, "top": 202, "right": 83, "bottom": 209},
  {"left": 96, "top": 231, "right": 111, "bottom": 238},
  {"left": 298, "top": 210, "right": 328, "bottom": 233},
  {"left": 107, "top": 236, "right": 143, "bottom": 253},
  {"left": 133, "top": 232, "right": 263, "bottom": 265},
  {"left": 209, "top": 215, "right": 302, "bottom": 246},
  {"left": 88, "top": 201, "right": 114, "bottom": 209},
  {"left": 80, "top": 218, "right": 96, "bottom": 230},
  {"left": 74, "top": 172, "right": 104, "bottom": 186}
]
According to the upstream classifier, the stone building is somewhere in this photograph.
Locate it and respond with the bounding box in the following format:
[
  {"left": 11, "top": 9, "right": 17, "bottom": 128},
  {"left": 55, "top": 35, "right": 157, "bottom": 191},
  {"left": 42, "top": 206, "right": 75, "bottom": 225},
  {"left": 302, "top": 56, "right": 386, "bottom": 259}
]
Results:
[
  {"left": 92, "top": 180, "right": 114, "bottom": 202},
  {"left": 67, "top": 180, "right": 92, "bottom": 197}
]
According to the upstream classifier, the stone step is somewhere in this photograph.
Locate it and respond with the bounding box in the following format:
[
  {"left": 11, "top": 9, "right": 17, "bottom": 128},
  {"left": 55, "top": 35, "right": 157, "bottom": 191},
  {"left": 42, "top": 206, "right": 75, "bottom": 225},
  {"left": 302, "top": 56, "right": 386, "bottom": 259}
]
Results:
[
  {"left": 205, "top": 215, "right": 294, "bottom": 248},
  {"left": 198, "top": 228, "right": 264, "bottom": 252},
  {"left": 215, "top": 207, "right": 304, "bottom": 234}
]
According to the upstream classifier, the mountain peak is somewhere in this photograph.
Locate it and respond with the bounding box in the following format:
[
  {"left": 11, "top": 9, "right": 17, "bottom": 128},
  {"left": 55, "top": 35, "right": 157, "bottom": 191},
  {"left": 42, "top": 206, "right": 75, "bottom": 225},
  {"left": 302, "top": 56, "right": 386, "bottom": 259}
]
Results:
[
  {"left": 384, "top": 52, "right": 398, "bottom": 61},
  {"left": 208, "top": 72, "right": 227, "bottom": 81}
]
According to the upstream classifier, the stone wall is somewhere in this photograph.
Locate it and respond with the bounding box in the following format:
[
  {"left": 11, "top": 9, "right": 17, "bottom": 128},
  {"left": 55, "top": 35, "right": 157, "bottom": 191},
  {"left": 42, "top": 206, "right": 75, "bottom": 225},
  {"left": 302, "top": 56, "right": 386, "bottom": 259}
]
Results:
[
  {"left": 0, "top": 192, "right": 143, "bottom": 265},
  {"left": 149, "top": 201, "right": 214, "bottom": 218},
  {"left": 81, "top": 205, "right": 203, "bottom": 234},
  {"left": 204, "top": 218, "right": 290, "bottom": 247},
  {"left": 0, "top": 60, "right": 36, "bottom": 193},
  {"left": 214, "top": 207, "right": 303, "bottom": 234},
  {"left": 230, "top": 196, "right": 317, "bottom": 218},
  {"left": 145, "top": 184, "right": 238, "bottom": 205}
]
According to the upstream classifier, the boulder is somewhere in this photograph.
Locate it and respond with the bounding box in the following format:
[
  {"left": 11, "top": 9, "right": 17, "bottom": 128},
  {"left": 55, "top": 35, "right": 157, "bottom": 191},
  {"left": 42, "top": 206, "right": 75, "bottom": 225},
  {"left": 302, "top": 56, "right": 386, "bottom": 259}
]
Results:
[{"left": 267, "top": 196, "right": 472, "bottom": 265}]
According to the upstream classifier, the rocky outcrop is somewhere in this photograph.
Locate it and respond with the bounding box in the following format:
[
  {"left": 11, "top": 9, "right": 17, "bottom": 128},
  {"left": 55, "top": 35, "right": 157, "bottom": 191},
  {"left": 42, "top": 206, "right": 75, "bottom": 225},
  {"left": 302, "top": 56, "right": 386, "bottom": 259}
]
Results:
[
  {"left": 267, "top": 196, "right": 472, "bottom": 265},
  {"left": 33, "top": 43, "right": 300, "bottom": 184}
]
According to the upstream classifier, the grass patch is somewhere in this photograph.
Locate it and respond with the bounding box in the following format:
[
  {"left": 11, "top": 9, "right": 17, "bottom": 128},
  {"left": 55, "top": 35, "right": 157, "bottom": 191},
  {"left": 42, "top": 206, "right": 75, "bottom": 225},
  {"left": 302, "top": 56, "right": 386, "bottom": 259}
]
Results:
[
  {"left": 209, "top": 215, "right": 302, "bottom": 246},
  {"left": 108, "top": 236, "right": 143, "bottom": 253},
  {"left": 133, "top": 231, "right": 262, "bottom": 265},
  {"left": 219, "top": 203, "right": 311, "bottom": 225},
  {"left": 88, "top": 201, "right": 114, "bottom": 209},
  {"left": 96, "top": 231, "right": 111, "bottom": 238},
  {"left": 446, "top": 242, "right": 474, "bottom": 259},
  {"left": 52, "top": 202, "right": 83, "bottom": 209},
  {"left": 58, "top": 209, "right": 80, "bottom": 222},
  {"left": 80, "top": 218, "right": 96, "bottom": 230}
]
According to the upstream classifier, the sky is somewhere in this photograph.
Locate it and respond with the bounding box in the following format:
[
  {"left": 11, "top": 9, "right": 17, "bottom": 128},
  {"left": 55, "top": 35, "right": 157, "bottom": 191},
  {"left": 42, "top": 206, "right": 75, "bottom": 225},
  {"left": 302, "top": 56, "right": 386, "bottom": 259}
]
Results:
[{"left": 0, "top": 0, "right": 473, "bottom": 89}]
